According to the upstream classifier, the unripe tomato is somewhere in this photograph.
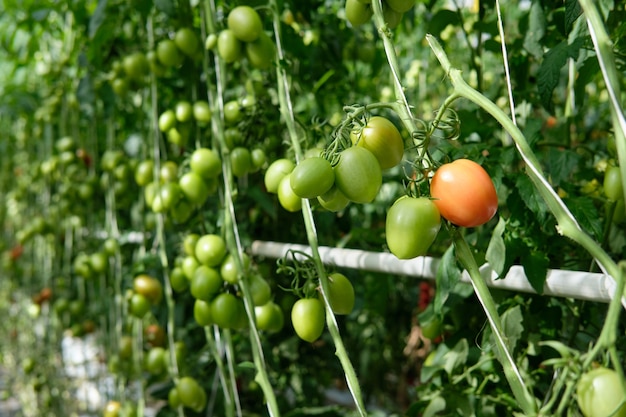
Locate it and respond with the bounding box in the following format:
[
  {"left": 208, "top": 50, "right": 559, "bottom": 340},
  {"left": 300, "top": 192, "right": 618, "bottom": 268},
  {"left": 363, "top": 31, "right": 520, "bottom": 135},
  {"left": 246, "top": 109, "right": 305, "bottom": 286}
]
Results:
[
  {"left": 430, "top": 159, "right": 498, "bottom": 227},
  {"left": 174, "top": 27, "right": 200, "bottom": 57},
  {"left": 133, "top": 274, "right": 163, "bottom": 305},
  {"left": 190, "top": 266, "right": 223, "bottom": 300},
  {"left": 181, "top": 256, "right": 200, "bottom": 280},
  {"left": 175, "top": 101, "right": 193, "bottom": 123},
  {"left": 249, "top": 274, "right": 271, "bottom": 307},
  {"left": 230, "top": 147, "right": 252, "bottom": 177},
  {"left": 159, "top": 161, "right": 179, "bottom": 182},
  {"left": 177, "top": 376, "right": 207, "bottom": 412},
  {"left": 129, "top": 293, "right": 151, "bottom": 318},
  {"left": 350, "top": 116, "right": 404, "bottom": 170},
  {"left": 385, "top": 0, "right": 415, "bottom": 13},
  {"left": 104, "top": 401, "right": 122, "bottom": 417},
  {"left": 289, "top": 157, "right": 335, "bottom": 198},
  {"left": 227, "top": 6, "right": 263, "bottom": 42},
  {"left": 255, "top": 301, "right": 284, "bottom": 332},
  {"left": 317, "top": 186, "right": 350, "bottom": 212},
  {"left": 179, "top": 172, "right": 211, "bottom": 205},
  {"left": 577, "top": 367, "right": 626, "bottom": 417},
  {"left": 158, "top": 110, "right": 176, "bottom": 132},
  {"left": 224, "top": 100, "right": 242, "bottom": 124},
  {"left": 194, "top": 299, "right": 214, "bottom": 326},
  {"left": 278, "top": 174, "right": 302, "bottom": 212},
  {"left": 193, "top": 101, "right": 212, "bottom": 123},
  {"left": 217, "top": 30, "right": 243, "bottom": 63},
  {"left": 334, "top": 146, "right": 382, "bottom": 203},
  {"left": 382, "top": 4, "right": 403, "bottom": 29},
  {"left": 220, "top": 252, "right": 250, "bottom": 284},
  {"left": 144, "top": 347, "right": 166, "bottom": 375},
  {"left": 156, "top": 39, "right": 183, "bottom": 67},
  {"left": 251, "top": 148, "right": 267, "bottom": 171},
  {"left": 211, "top": 293, "right": 242, "bottom": 329},
  {"left": 291, "top": 298, "right": 325, "bottom": 342},
  {"left": 386, "top": 196, "right": 441, "bottom": 259},
  {"left": 323, "top": 272, "right": 355, "bottom": 315},
  {"left": 245, "top": 31, "right": 275, "bottom": 70},
  {"left": 135, "top": 159, "right": 154, "bottom": 186},
  {"left": 122, "top": 52, "right": 149, "bottom": 82},
  {"left": 190, "top": 148, "right": 222, "bottom": 180},
  {"left": 264, "top": 159, "right": 295, "bottom": 193},
  {"left": 345, "top": 0, "right": 373, "bottom": 26},
  {"left": 195, "top": 234, "right": 227, "bottom": 267},
  {"left": 170, "top": 266, "right": 189, "bottom": 292},
  {"left": 604, "top": 165, "right": 624, "bottom": 201}
]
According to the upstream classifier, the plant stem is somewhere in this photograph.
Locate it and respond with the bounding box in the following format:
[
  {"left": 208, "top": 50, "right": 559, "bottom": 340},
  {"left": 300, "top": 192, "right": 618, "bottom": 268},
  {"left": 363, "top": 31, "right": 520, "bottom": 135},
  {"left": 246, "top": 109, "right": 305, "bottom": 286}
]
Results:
[
  {"left": 204, "top": 327, "right": 236, "bottom": 417},
  {"left": 201, "top": 1, "right": 281, "bottom": 415},
  {"left": 452, "top": 228, "right": 538, "bottom": 415},
  {"left": 269, "top": 0, "right": 368, "bottom": 414}
]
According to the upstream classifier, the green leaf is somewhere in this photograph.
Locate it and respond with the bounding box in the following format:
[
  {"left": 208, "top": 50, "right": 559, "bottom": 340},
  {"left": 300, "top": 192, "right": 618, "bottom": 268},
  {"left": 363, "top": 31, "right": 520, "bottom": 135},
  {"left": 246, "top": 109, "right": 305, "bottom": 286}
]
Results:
[
  {"left": 433, "top": 244, "right": 461, "bottom": 315},
  {"left": 523, "top": 0, "right": 546, "bottom": 58},
  {"left": 515, "top": 174, "right": 548, "bottom": 219},
  {"left": 500, "top": 305, "right": 524, "bottom": 353},
  {"left": 523, "top": 250, "right": 549, "bottom": 294},
  {"left": 422, "top": 397, "right": 446, "bottom": 417},
  {"left": 443, "top": 338, "right": 468, "bottom": 375},
  {"left": 89, "top": 0, "right": 107, "bottom": 39},
  {"left": 537, "top": 37, "right": 585, "bottom": 111},
  {"left": 564, "top": 196, "right": 603, "bottom": 239},
  {"left": 544, "top": 147, "right": 580, "bottom": 187},
  {"left": 486, "top": 217, "right": 507, "bottom": 276},
  {"left": 564, "top": 0, "right": 582, "bottom": 34},
  {"left": 154, "top": 0, "right": 175, "bottom": 16}
]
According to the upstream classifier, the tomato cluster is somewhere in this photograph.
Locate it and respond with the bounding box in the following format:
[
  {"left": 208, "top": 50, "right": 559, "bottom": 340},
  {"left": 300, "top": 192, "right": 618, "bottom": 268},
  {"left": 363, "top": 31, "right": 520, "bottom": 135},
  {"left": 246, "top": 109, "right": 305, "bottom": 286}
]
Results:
[{"left": 211, "top": 6, "right": 275, "bottom": 70}]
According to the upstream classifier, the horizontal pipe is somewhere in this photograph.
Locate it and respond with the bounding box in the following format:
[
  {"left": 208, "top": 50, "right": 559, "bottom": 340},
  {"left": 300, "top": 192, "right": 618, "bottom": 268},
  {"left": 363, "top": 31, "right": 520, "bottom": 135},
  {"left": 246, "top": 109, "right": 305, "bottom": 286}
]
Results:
[{"left": 250, "top": 240, "right": 625, "bottom": 307}]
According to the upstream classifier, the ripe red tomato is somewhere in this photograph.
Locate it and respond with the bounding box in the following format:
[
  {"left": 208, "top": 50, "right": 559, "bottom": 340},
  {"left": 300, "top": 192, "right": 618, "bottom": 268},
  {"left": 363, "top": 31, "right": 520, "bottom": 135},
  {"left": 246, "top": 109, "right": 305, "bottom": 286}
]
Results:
[
  {"left": 289, "top": 156, "right": 335, "bottom": 199},
  {"left": 386, "top": 196, "right": 441, "bottom": 259},
  {"left": 577, "top": 367, "right": 626, "bottom": 417},
  {"left": 291, "top": 298, "right": 325, "bottom": 342},
  {"left": 429, "top": 159, "right": 497, "bottom": 227},
  {"left": 350, "top": 116, "right": 404, "bottom": 170},
  {"left": 334, "top": 146, "right": 382, "bottom": 204}
]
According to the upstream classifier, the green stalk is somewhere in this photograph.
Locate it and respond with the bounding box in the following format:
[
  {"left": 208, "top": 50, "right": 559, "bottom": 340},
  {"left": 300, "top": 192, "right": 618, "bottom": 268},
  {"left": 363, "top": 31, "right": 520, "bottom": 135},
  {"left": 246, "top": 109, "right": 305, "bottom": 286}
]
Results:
[
  {"left": 269, "top": 1, "right": 367, "bottom": 415},
  {"left": 204, "top": 327, "right": 236, "bottom": 417},
  {"left": 201, "top": 1, "right": 280, "bottom": 415},
  {"left": 453, "top": 229, "right": 538, "bottom": 415},
  {"left": 426, "top": 31, "right": 626, "bottom": 390}
]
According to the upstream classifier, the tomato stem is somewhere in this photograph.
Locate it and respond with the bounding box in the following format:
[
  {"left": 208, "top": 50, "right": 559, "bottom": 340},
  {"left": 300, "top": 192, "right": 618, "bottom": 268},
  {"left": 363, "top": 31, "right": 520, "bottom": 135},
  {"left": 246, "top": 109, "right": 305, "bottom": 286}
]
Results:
[{"left": 270, "top": 0, "right": 368, "bottom": 414}]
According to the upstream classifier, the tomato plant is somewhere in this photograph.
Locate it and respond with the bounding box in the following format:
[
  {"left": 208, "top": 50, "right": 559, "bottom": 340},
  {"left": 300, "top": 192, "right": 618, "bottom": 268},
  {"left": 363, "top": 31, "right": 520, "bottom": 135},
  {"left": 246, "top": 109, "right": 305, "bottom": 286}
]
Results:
[
  {"left": 324, "top": 272, "right": 355, "bottom": 315},
  {"left": 429, "top": 159, "right": 498, "bottom": 228}
]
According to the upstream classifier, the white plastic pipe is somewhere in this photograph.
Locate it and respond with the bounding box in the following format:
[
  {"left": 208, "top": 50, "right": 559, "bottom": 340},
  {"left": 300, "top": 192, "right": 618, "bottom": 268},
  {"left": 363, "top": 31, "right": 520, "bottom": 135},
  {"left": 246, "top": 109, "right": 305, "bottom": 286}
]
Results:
[{"left": 251, "top": 240, "right": 624, "bottom": 306}]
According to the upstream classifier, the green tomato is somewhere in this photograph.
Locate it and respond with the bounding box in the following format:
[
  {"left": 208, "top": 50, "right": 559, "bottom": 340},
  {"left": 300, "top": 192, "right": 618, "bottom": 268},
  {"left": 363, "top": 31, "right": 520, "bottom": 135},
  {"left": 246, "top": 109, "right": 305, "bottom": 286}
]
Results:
[
  {"left": 195, "top": 234, "right": 227, "bottom": 267},
  {"left": 255, "top": 301, "right": 284, "bottom": 332},
  {"left": 190, "top": 148, "right": 222, "bottom": 180},
  {"left": 144, "top": 347, "right": 166, "bottom": 375},
  {"left": 181, "top": 256, "right": 200, "bottom": 280},
  {"left": 350, "top": 116, "right": 404, "bottom": 170},
  {"left": 345, "top": 0, "right": 372, "bottom": 26},
  {"left": 289, "top": 156, "right": 335, "bottom": 199},
  {"left": 220, "top": 252, "right": 250, "bottom": 284},
  {"left": 175, "top": 101, "right": 193, "bottom": 123},
  {"left": 211, "top": 293, "right": 242, "bottom": 329},
  {"left": 193, "top": 101, "right": 212, "bottom": 123},
  {"left": 170, "top": 266, "right": 189, "bottom": 292},
  {"left": 324, "top": 272, "right": 355, "bottom": 315},
  {"left": 133, "top": 274, "right": 163, "bottom": 305},
  {"left": 129, "top": 293, "right": 151, "bottom": 318},
  {"left": 158, "top": 110, "right": 176, "bottom": 132},
  {"left": 224, "top": 100, "right": 243, "bottom": 124},
  {"left": 156, "top": 39, "right": 183, "bottom": 67},
  {"left": 334, "top": 146, "right": 382, "bottom": 203},
  {"left": 227, "top": 6, "right": 263, "bottom": 42},
  {"left": 174, "top": 27, "right": 200, "bottom": 57},
  {"left": 194, "top": 299, "right": 214, "bottom": 326},
  {"left": 249, "top": 274, "right": 271, "bottom": 307},
  {"left": 577, "top": 367, "right": 626, "bottom": 417},
  {"left": 317, "top": 186, "right": 350, "bottom": 212},
  {"left": 230, "top": 147, "right": 252, "bottom": 177},
  {"left": 217, "top": 29, "right": 243, "bottom": 63},
  {"left": 245, "top": 31, "right": 275, "bottom": 70},
  {"left": 278, "top": 173, "right": 302, "bottom": 212},
  {"left": 604, "top": 165, "right": 624, "bottom": 201},
  {"left": 264, "top": 158, "right": 295, "bottom": 193},
  {"left": 177, "top": 377, "right": 207, "bottom": 412},
  {"left": 385, "top": 196, "right": 441, "bottom": 259},
  {"left": 134, "top": 159, "right": 154, "bottom": 186},
  {"left": 122, "top": 52, "right": 149, "bottom": 82},
  {"left": 385, "top": 0, "right": 415, "bottom": 13},
  {"left": 179, "top": 172, "right": 211, "bottom": 205},
  {"left": 190, "top": 265, "right": 223, "bottom": 300},
  {"left": 291, "top": 298, "right": 325, "bottom": 342}
]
